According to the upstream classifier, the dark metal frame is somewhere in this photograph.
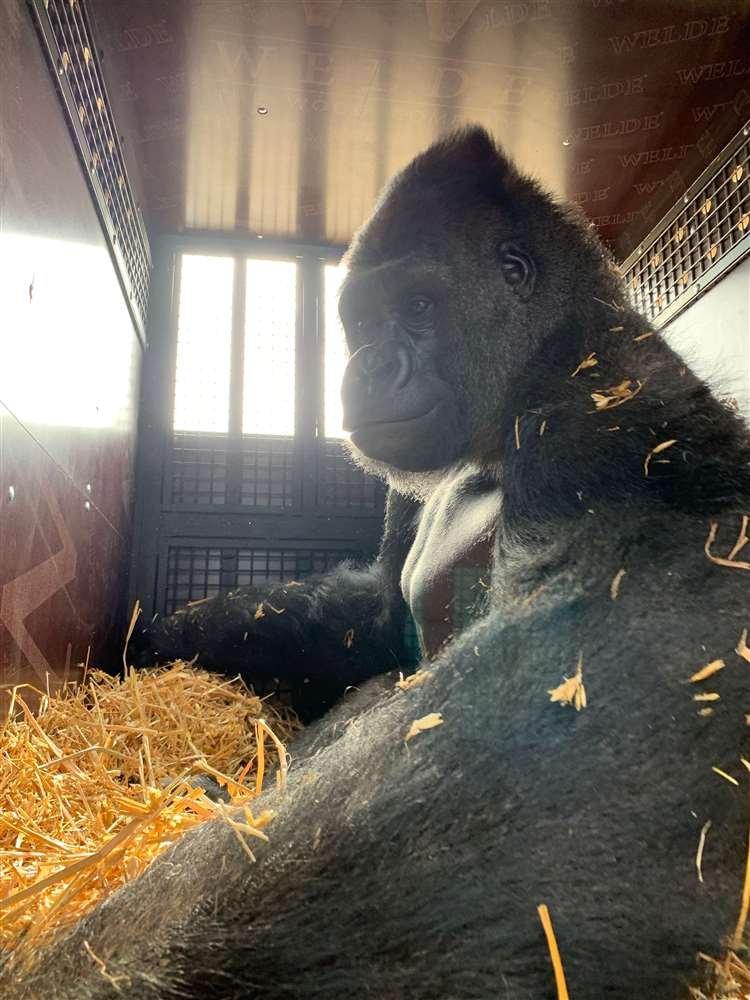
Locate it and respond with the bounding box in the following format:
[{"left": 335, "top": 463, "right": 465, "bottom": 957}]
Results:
[{"left": 130, "top": 234, "right": 385, "bottom": 620}]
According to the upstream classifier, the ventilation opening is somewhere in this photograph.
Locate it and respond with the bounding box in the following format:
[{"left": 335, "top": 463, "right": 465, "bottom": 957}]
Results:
[
  {"left": 164, "top": 545, "right": 367, "bottom": 615},
  {"left": 625, "top": 122, "right": 750, "bottom": 326},
  {"left": 30, "top": 0, "right": 151, "bottom": 342}
]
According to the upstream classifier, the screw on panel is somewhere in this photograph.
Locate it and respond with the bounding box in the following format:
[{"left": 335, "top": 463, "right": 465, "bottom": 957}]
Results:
[
  {"left": 84, "top": 500, "right": 92, "bottom": 512},
  {"left": 7, "top": 486, "right": 15, "bottom": 502}
]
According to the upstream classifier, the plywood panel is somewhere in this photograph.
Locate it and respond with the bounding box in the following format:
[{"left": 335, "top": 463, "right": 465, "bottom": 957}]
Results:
[
  {"left": 0, "top": 0, "right": 142, "bottom": 696},
  {"left": 0, "top": 408, "right": 129, "bottom": 695},
  {"left": 89, "top": 0, "right": 750, "bottom": 256}
]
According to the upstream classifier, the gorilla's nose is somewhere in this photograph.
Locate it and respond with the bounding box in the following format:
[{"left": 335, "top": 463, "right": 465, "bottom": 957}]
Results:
[
  {"left": 349, "top": 339, "right": 413, "bottom": 394},
  {"left": 341, "top": 339, "right": 414, "bottom": 431}
]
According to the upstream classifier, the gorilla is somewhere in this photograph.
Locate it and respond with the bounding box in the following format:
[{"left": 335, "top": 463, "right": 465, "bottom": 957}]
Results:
[{"left": 5, "top": 126, "right": 750, "bottom": 999}]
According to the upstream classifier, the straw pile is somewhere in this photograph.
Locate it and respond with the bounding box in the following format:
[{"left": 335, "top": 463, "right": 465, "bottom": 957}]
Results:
[{"left": 0, "top": 662, "right": 299, "bottom": 966}]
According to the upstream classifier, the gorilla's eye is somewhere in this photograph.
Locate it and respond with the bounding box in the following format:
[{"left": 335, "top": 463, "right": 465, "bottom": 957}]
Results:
[{"left": 403, "top": 295, "right": 434, "bottom": 325}]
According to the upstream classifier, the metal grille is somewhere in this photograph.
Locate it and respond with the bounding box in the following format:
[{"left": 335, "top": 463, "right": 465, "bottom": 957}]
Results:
[
  {"left": 169, "top": 435, "right": 384, "bottom": 511},
  {"left": 624, "top": 122, "right": 750, "bottom": 326},
  {"left": 240, "top": 436, "right": 296, "bottom": 508},
  {"left": 165, "top": 547, "right": 222, "bottom": 614},
  {"left": 243, "top": 260, "right": 297, "bottom": 435},
  {"left": 30, "top": 0, "right": 151, "bottom": 341},
  {"left": 235, "top": 548, "right": 357, "bottom": 586},
  {"left": 164, "top": 545, "right": 363, "bottom": 614},
  {"left": 173, "top": 255, "right": 234, "bottom": 434},
  {"left": 169, "top": 434, "right": 298, "bottom": 508},
  {"left": 319, "top": 440, "right": 386, "bottom": 510},
  {"left": 171, "top": 433, "right": 228, "bottom": 506}
]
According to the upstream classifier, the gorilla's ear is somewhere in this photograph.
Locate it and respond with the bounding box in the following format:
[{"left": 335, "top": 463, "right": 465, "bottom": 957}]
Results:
[{"left": 499, "top": 242, "right": 536, "bottom": 302}]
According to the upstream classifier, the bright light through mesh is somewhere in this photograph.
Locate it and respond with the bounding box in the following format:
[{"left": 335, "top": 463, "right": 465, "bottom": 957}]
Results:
[
  {"left": 243, "top": 260, "right": 297, "bottom": 436},
  {"left": 324, "top": 263, "right": 349, "bottom": 439},
  {"left": 173, "top": 255, "right": 234, "bottom": 433}
]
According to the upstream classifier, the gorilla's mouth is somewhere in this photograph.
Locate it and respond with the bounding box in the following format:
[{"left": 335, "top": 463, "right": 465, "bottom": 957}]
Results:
[
  {"left": 347, "top": 404, "right": 440, "bottom": 436},
  {"left": 348, "top": 402, "right": 465, "bottom": 472}
]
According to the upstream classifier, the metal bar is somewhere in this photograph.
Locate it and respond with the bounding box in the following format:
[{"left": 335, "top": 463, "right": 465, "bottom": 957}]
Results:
[
  {"left": 128, "top": 250, "right": 180, "bottom": 620},
  {"left": 225, "top": 258, "right": 246, "bottom": 507},
  {"left": 298, "top": 258, "right": 322, "bottom": 512},
  {"left": 160, "top": 231, "right": 345, "bottom": 263}
]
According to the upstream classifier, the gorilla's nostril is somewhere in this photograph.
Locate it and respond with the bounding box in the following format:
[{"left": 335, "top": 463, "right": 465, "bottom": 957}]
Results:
[
  {"left": 392, "top": 344, "right": 413, "bottom": 391},
  {"left": 358, "top": 351, "right": 373, "bottom": 373},
  {"left": 349, "top": 339, "right": 413, "bottom": 396}
]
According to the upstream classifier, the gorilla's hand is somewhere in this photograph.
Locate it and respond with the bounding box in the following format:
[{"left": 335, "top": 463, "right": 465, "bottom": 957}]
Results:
[
  {"left": 128, "top": 583, "right": 270, "bottom": 672},
  {"left": 129, "top": 563, "right": 408, "bottom": 722}
]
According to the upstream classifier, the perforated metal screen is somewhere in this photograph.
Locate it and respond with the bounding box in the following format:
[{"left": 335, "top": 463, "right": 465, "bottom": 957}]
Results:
[
  {"left": 171, "top": 434, "right": 229, "bottom": 506},
  {"left": 30, "top": 0, "right": 151, "bottom": 341},
  {"left": 319, "top": 440, "right": 386, "bottom": 511},
  {"left": 624, "top": 123, "right": 750, "bottom": 326},
  {"left": 164, "top": 545, "right": 366, "bottom": 614}
]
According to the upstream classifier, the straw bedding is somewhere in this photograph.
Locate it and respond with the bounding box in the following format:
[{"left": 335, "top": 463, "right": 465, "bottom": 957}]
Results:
[{"left": 0, "top": 661, "right": 299, "bottom": 968}]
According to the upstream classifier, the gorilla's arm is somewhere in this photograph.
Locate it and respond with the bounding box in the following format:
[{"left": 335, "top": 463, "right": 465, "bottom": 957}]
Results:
[
  {"left": 134, "top": 490, "right": 419, "bottom": 720},
  {"left": 5, "top": 547, "right": 747, "bottom": 1000}
]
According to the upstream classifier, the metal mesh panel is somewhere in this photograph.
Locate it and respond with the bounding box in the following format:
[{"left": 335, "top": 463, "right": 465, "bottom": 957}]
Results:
[
  {"left": 171, "top": 433, "right": 228, "bottom": 506},
  {"left": 173, "top": 256, "right": 234, "bottom": 434},
  {"left": 243, "top": 261, "right": 297, "bottom": 435},
  {"left": 319, "top": 440, "right": 385, "bottom": 510},
  {"left": 164, "top": 545, "right": 363, "bottom": 613},
  {"left": 625, "top": 125, "right": 749, "bottom": 324},
  {"left": 165, "top": 547, "right": 222, "bottom": 614},
  {"left": 235, "top": 549, "right": 301, "bottom": 587},
  {"left": 31, "top": 0, "right": 151, "bottom": 339},
  {"left": 234, "top": 548, "right": 356, "bottom": 587},
  {"left": 240, "top": 436, "right": 296, "bottom": 508}
]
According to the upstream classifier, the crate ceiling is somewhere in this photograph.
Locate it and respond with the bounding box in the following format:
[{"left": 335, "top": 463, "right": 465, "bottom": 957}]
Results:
[{"left": 89, "top": 0, "right": 750, "bottom": 257}]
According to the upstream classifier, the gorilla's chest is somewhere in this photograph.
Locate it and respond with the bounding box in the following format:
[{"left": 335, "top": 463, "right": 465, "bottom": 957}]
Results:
[{"left": 401, "top": 469, "right": 502, "bottom": 658}]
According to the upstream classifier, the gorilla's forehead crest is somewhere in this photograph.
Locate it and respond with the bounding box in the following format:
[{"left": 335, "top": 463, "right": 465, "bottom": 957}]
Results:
[{"left": 346, "top": 125, "right": 514, "bottom": 270}]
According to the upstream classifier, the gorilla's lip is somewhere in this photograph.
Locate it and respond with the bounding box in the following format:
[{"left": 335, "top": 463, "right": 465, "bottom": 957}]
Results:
[{"left": 346, "top": 404, "right": 440, "bottom": 435}]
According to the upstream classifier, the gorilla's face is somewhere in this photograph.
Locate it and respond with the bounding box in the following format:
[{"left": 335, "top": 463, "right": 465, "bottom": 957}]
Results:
[
  {"left": 338, "top": 261, "right": 467, "bottom": 472},
  {"left": 339, "top": 244, "right": 537, "bottom": 477},
  {"left": 336, "top": 126, "right": 608, "bottom": 485}
]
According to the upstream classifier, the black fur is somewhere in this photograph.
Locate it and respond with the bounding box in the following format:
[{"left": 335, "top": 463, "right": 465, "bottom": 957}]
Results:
[
  {"left": 132, "top": 490, "right": 419, "bottom": 722},
  {"left": 5, "top": 126, "right": 750, "bottom": 999}
]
